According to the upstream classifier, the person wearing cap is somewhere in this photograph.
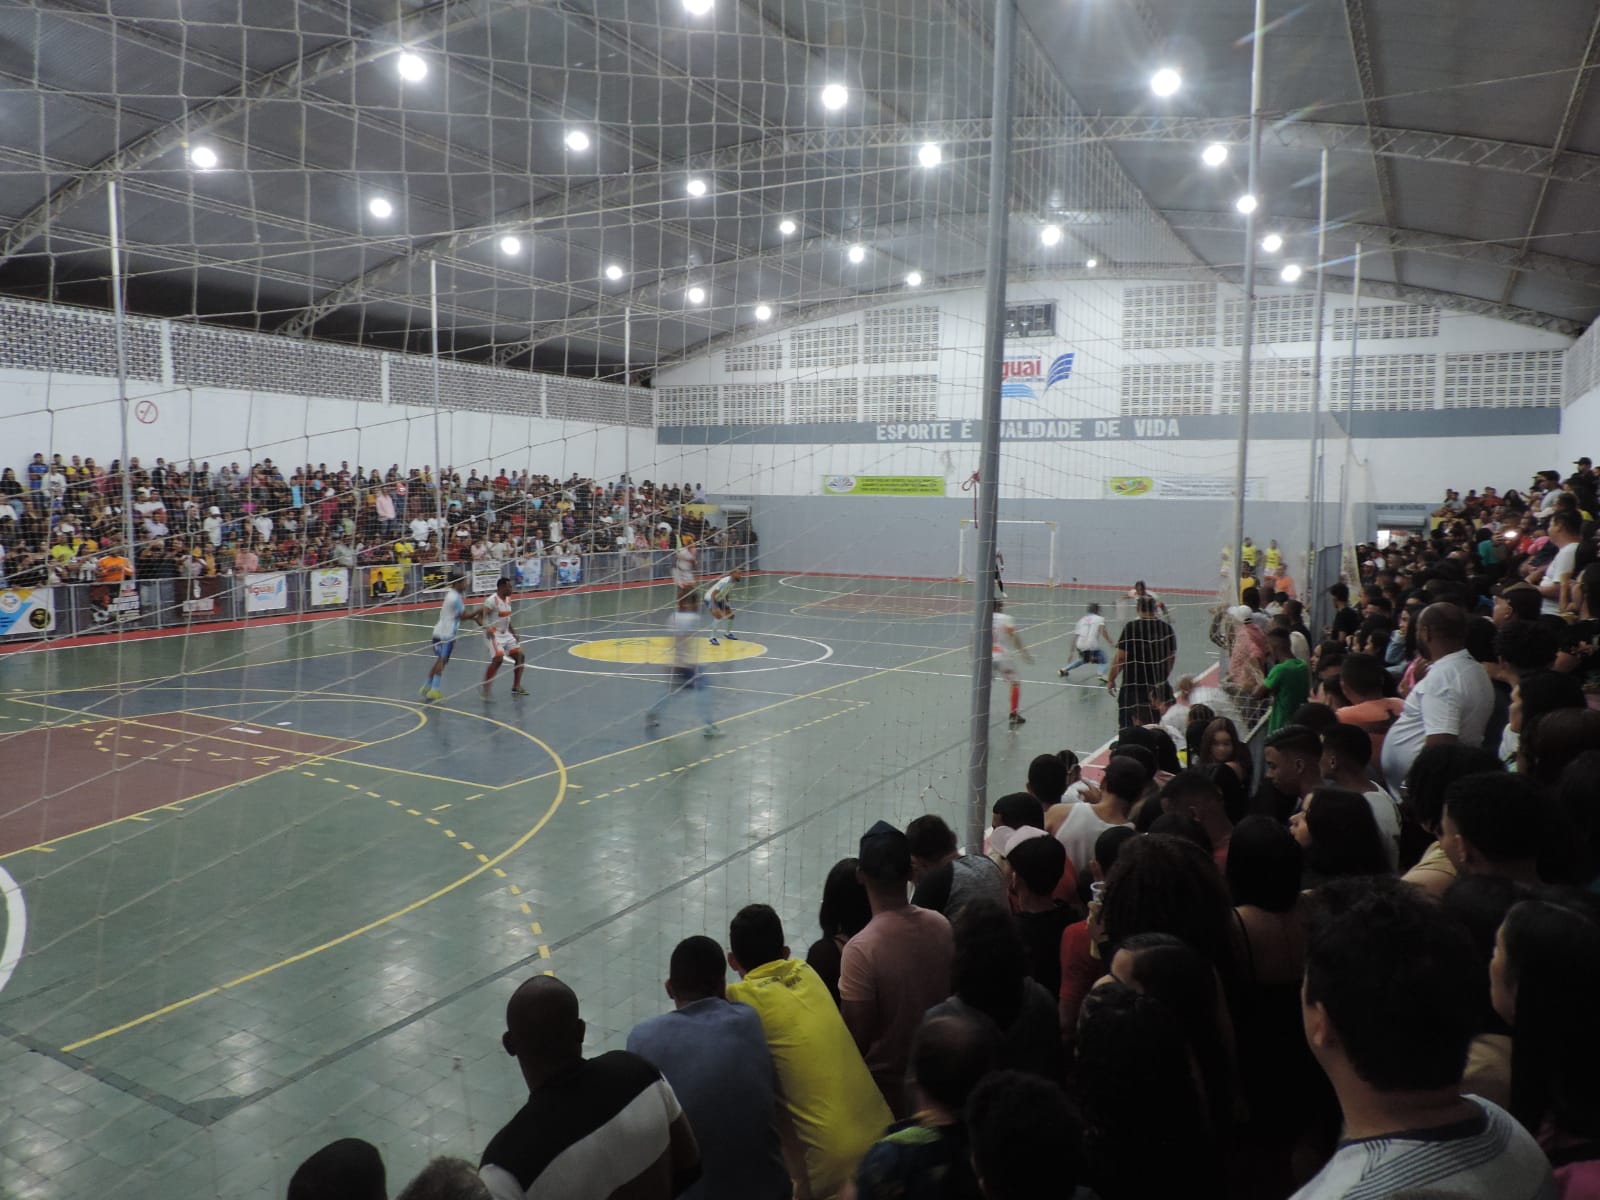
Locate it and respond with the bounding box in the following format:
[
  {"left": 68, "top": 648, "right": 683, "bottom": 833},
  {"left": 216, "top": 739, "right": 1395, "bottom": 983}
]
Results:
[{"left": 839, "top": 821, "right": 955, "bottom": 1119}]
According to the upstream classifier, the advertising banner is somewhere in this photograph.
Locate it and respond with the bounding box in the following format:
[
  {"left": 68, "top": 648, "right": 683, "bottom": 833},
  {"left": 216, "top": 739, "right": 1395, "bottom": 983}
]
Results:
[
  {"left": 1106, "top": 476, "right": 1265, "bottom": 500},
  {"left": 822, "top": 475, "right": 946, "bottom": 497},
  {"left": 421, "top": 562, "right": 455, "bottom": 592},
  {"left": 180, "top": 576, "right": 224, "bottom": 618},
  {"left": 514, "top": 556, "right": 544, "bottom": 590},
  {"left": 108, "top": 582, "right": 142, "bottom": 622},
  {"left": 243, "top": 572, "right": 289, "bottom": 613},
  {"left": 471, "top": 562, "right": 502, "bottom": 594},
  {"left": 367, "top": 565, "right": 403, "bottom": 600},
  {"left": 308, "top": 567, "right": 349, "bottom": 607},
  {"left": 555, "top": 555, "right": 583, "bottom": 587},
  {"left": 0, "top": 587, "right": 55, "bottom": 636}
]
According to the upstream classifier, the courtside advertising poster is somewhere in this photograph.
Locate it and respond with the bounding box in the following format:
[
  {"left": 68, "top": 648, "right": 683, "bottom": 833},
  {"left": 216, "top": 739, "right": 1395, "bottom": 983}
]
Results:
[
  {"left": 180, "top": 575, "right": 224, "bottom": 618},
  {"left": 422, "top": 563, "right": 454, "bottom": 592},
  {"left": 471, "top": 562, "right": 502, "bottom": 594},
  {"left": 0, "top": 587, "right": 55, "bottom": 636},
  {"left": 243, "top": 572, "right": 289, "bottom": 613},
  {"left": 309, "top": 567, "right": 349, "bottom": 607},
  {"left": 555, "top": 555, "right": 583, "bottom": 586},
  {"left": 367, "top": 565, "right": 403, "bottom": 599},
  {"left": 515, "top": 556, "right": 544, "bottom": 589}
]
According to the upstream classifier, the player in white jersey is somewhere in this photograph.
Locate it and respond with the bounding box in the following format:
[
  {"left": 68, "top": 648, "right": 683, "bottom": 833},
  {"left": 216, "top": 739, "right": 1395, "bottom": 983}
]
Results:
[
  {"left": 704, "top": 568, "right": 742, "bottom": 645},
  {"left": 421, "top": 571, "right": 480, "bottom": 702},
  {"left": 1059, "top": 602, "right": 1115, "bottom": 682},
  {"left": 671, "top": 534, "right": 697, "bottom": 600},
  {"left": 481, "top": 577, "right": 529, "bottom": 699},
  {"left": 645, "top": 591, "right": 719, "bottom": 736},
  {"left": 992, "top": 599, "right": 1034, "bottom": 727},
  {"left": 1126, "top": 579, "right": 1169, "bottom": 618}
]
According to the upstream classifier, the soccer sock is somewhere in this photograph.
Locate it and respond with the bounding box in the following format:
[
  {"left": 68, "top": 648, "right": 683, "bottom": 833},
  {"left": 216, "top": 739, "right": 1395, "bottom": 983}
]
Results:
[
  {"left": 1010, "top": 683, "right": 1020, "bottom": 714},
  {"left": 513, "top": 661, "right": 524, "bottom": 687}
]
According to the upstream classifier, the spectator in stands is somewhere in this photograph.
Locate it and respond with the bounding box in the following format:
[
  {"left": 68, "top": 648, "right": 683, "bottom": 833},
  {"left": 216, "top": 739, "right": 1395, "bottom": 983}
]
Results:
[
  {"left": 906, "top": 814, "right": 1004, "bottom": 923},
  {"left": 1158, "top": 770, "right": 1233, "bottom": 869},
  {"left": 1380, "top": 602, "right": 1495, "bottom": 788},
  {"left": 627, "top": 936, "right": 789, "bottom": 1200},
  {"left": 1440, "top": 875, "right": 1524, "bottom": 1112},
  {"left": 1004, "top": 834, "right": 1074, "bottom": 996},
  {"left": 1050, "top": 756, "right": 1142, "bottom": 878},
  {"left": 840, "top": 821, "right": 955, "bottom": 1117},
  {"left": 805, "top": 858, "right": 871, "bottom": 1006},
  {"left": 1058, "top": 825, "right": 1138, "bottom": 1037},
  {"left": 1296, "top": 880, "right": 1554, "bottom": 1199},
  {"left": 1253, "top": 625, "right": 1311, "bottom": 733},
  {"left": 287, "top": 1138, "right": 387, "bottom": 1200},
  {"left": 1225, "top": 604, "right": 1271, "bottom": 699},
  {"left": 1494, "top": 580, "right": 1544, "bottom": 625},
  {"left": 1195, "top": 716, "right": 1252, "bottom": 792},
  {"left": 1100, "top": 833, "right": 1235, "bottom": 975},
  {"left": 725, "top": 903, "right": 890, "bottom": 1200},
  {"left": 1326, "top": 581, "right": 1361, "bottom": 642},
  {"left": 1439, "top": 773, "right": 1553, "bottom": 887},
  {"left": 1292, "top": 787, "right": 1392, "bottom": 887},
  {"left": 1319, "top": 723, "right": 1403, "bottom": 870},
  {"left": 1331, "top": 651, "right": 1404, "bottom": 782},
  {"left": 397, "top": 1158, "right": 492, "bottom": 1200},
  {"left": 1536, "top": 510, "right": 1583, "bottom": 615},
  {"left": 965, "top": 1071, "right": 1087, "bottom": 1200},
  {"left": 479, "top": 976, "right": 700, "bottom": 1200},
  {"left": 1261, "top": 724, "right": 1322, "bottom": 823}
]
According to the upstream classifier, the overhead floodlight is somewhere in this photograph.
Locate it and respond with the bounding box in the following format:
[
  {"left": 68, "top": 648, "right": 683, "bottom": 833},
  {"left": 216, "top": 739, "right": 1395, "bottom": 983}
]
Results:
[
  {"left": 499, "top": 235, "right": 523, "bottom": 255},
  {"left": 1235, "top": 193, "right": 1258, "bottom": 215},
  {"left": 1280, "top": 263, "right": 1304, "bottom": 283},
  {"left": 1149, "top": 67, "right": 1181, "bottom": 97},
  {"left": 1085, "top": 257, "right": 1099, "bottom": 269},
  {"left": 367, "top": 196, "right": 394, "bottom": 219},
  {"left": 1040, "top": 224, "right": 1063, "bottom": 247},
  {"left": 604, "top": 263, "right": 625, "bottom": 281},
  {"left": 905, "top": 271, "right": 924, "bottom": 288},
  {"left": 564, "top": 129, "right": 591, "bottom": 152},
  {"left": 686, "top": 286, "right": 707, "bottom": 305},
  {"left": 686, "top": 177, "right": 708, "bottom": 197},
  {"left": 396, "top": 52, "right": 428, "bottom": 82},
  {"left": 1260, "top": 232, "right": 1283, "bottom": 254},
  {"left": 682, "top": 0, "right": 714, "bottom": 14},
  {"left": 820, "top": 83, "right": 849, "bottom": 111},
  {"left": 847, "top": 244, "right": 866, "bottom": 264},
  {"left": 778, "top": 218, "right": 798, "bottom": 236},
  {"left": 188, "top": 145, "right": 218, "bottom": 170},
  {"left": 754, "top": 303, "right": 773, "bottom": 321},
  {"left": 918, "top": 143, "right": 943, "bottom": 168},
  {"left": 1201, "top": 142, "right": 1229, "bottom": 168}
]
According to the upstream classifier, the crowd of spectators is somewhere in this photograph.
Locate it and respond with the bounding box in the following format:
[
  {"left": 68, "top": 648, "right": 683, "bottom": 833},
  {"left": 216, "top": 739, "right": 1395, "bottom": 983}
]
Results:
[{"left": 0, "top": 450, "right": 740, "bottom": 599}]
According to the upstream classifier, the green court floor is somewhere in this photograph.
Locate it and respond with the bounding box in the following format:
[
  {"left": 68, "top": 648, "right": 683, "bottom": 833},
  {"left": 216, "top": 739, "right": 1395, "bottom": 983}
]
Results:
[{"left": 0, "top": 574, "right": 1217, "bottom": 1199}]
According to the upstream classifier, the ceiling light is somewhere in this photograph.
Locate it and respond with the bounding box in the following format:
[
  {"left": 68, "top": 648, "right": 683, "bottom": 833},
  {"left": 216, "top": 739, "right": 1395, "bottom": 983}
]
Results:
[
  {"left": 918, "top": 143, "right": 943, "bottom": 168},
  {"left": 820, "top": 83, "right": 849, "bottom": 111},
  {"left": 396, "top": 52, "right": 428, "bottom": 83},
  {"left": 1040, "top": 224, "right": 1063, "bottom": 247},
  {"left": 188, "top": 145, "right": 218, "bottom": 170},
  {"left": 499, "top": 235, "right": 522, "bottom": 255},
  {"left": 754, "top": 304, "right": 773, "bottom": 321},
  {"left": 686, "top": 286, "right": 707, "bottom": 305},
  {"left": 604, "top": 263, "right": 625, "bottom": 281},
  {"left": 847, "top": 244, "right": 866, "bottom": 264},
  {"left": 1280, "top": 263, "right": 1304, "bottom": 283},
  {"left": 682, "top": 0, "right": 713, "bottom": 13},
  {"left": 1149, "top": 67, "right": 1181, "bottom": 97},
  {"left": 564, "top": 129, "right": 591, "bottom": 152},
  {"left": 905, "top": 271, "right": 923, "bottom": 288},
  {"left": 778, "top": 218, "right": 797, "bottom": 236},
  {"left": 367, "top": 196, "right": 393, "bottom": 219},
  {"left": 1235, "top": 193, "right": 1258, "bottom": 215},
  {"left": 686, "top": 177, "right": 708, "bottom": 197},
  {"left": 1260, "top": 232, "right": 1283, "bottom": 254},
  {"left": 1085, "top": 257, "right": 1099, "bottom": 269},
  {"left": 1201, "top": 142, "right": 1229, "bottom": 168}
]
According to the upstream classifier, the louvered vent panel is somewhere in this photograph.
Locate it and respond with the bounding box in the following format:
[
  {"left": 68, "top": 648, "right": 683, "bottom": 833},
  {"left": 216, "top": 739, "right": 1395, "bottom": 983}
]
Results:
[
  {"left": 1443, "top": 351, "right": 1564, "bottom": 409},
  {"left": 862, "top": 306, "right": 941, "bottom": 363},
  {"left": 1219, "top": 358, "right": 1317, "bottom": 413},
  {"left": 1120, "top": 363, "right": 1216, "bottom": 416},
  {"left": 1328, "top": 354, "right": 1438, "bottom": 409},
  {"left": 862, "top": 375, "right": 938, "bottom": 421},
  {"left": 791, "top": 325, "right": 860, "bottom": 368},
  {"left": 790, "top": 379, "right": 860, "bottom": 421},
  {"left": 1122, "top": 283, "right": 1217, "bottom": 349},
  {"left": 725, "top": 342, "right": 783, "bottom": 372},
  {"left": 721, "top": 383, "right": 786, "bottom": 424}
]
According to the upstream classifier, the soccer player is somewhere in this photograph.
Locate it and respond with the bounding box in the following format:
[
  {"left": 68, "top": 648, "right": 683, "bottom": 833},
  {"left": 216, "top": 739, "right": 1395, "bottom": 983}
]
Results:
[
  {"left": 1059, "top": 601, "right": 1114, "bottom": 680},
  {"left": 646, "top": 591, "right": 719, "bottom": 737},
  {"left": 705, "top": 568, "right": 742, "bottom": 645},
  {"left": 481, "top": 576, "right": 529, "bottom": 699},
  {"left": 1125, "top": 579, "right": 1169, "bottom": 618},
  {"left": 993, "top": 599, "right": 1034, "bottom": 728},
  {"left": 672, "top": 532, "right": 697, "bottom": 601},
  {"left": 422, "top": 571, "right": 478, "bottom": 701}
]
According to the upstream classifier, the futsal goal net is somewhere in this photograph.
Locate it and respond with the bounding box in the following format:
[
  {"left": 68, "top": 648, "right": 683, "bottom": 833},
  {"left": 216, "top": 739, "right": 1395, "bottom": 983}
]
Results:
[{"left": 954, "top": 518, "right": 1058, "bottom": 588}]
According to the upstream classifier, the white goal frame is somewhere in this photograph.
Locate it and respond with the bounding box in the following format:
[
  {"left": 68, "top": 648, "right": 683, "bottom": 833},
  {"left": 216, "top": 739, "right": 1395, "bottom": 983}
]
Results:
[{"left": 955, "top": 518, "right": 1058, "bottom": 587}]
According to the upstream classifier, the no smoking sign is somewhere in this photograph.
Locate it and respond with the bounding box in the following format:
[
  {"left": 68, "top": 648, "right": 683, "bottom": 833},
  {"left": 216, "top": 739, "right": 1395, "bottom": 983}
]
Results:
[{"left": 134, "top": 400, "right": 159, "bottom": 424}]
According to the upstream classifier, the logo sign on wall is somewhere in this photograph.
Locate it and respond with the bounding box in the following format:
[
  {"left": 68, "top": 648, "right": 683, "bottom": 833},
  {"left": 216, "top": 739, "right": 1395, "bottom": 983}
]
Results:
[
  {"left": 1000, "top": 352, "right": 1075, "bottom": 397},
  {"left": 244, "top": 572, "right": 289, "bottom": 613},
  {"left": 180, "top": 576, "right": 223, "bottom": 617},
  {"left": 422, "top": 563, "right": 455, "bottom": 592},
  {"left": 555, "top": 555, "right": 583, "bottom": 586},
  {"left": 0, "top": 587, "right": 55, "bottom": 636},
  {"left": 368, "top": 565, "right": 403, "bottom": 600},
  {"left": 109, "top": 583, "right": 142, "bottom": 622},
  {"left": 471, "top": 562, "right": 503, "bottom": 594},
  {"left": 822, "top": 475, "right": 947, "bottom": 497},
  {"left": 1106, "top": 476, "right": 1266, "bottom": 500},
  {"left": 515, "top": 556, "right": 544, "bottom": 589},
  {"left": 309, "top": 567, "right": 350, "bottom": 607}
]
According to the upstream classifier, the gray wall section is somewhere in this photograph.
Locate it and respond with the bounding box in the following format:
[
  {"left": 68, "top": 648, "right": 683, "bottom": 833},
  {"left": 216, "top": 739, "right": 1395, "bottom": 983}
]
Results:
[{"left": 733, "top": 495, "right": 1362, "bottom": 592}]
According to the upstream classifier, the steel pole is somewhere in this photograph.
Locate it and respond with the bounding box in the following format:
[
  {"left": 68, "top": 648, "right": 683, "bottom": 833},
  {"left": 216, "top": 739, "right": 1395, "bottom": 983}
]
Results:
[
  {"left": 1337, "top": 244, "right": 1363, "bottom": 580},
  {"left": 1229, "top": 0, "right": 1268, "bottom": 603},
  {"left": 965, "top": 0, "right": 1019, "bottom": 852},
  {"left": 107, "top": 181, "right": 137, "bottom": 578},
  {"left": 623, "top": 305, "right": 632, "bottom": 534},
  {"left": 1303, "top": 148, "right": 1328, "bottom": 600},
  {"left": 429, "top": 258, "right": 445, "bottom": 541}
]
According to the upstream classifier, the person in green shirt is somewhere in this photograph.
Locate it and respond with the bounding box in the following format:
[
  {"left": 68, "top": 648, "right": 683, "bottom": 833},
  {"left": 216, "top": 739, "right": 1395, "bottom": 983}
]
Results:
[{"left": 1253, "top": 625, "right": 1311, "bottom": 732}]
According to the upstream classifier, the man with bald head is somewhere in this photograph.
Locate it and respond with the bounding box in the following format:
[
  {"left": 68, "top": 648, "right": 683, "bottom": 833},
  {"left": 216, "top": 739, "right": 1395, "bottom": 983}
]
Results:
[
  {"left": 1380, "top": 602, "right": 1494, "bottom": 787},
  {"left": 479, "top": 976, "right": 701, "bottom": 1200}
]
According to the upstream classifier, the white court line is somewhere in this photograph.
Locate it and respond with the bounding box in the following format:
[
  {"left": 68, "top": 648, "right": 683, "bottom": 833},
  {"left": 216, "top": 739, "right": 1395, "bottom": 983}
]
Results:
[{"left": 0, "top": 863, "right": 26, "bottom": 999}]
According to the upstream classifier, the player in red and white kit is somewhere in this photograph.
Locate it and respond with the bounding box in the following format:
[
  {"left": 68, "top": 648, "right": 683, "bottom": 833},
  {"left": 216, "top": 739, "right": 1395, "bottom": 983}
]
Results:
[
  {"left": 672, "top": 534, "right": 698, "bottom": 602},
  {"left": 481, "top": 577, "right": 529, "bottom": 699},
  {"left": 992, "top": 599, "right": 1033, "bottom": 727}
]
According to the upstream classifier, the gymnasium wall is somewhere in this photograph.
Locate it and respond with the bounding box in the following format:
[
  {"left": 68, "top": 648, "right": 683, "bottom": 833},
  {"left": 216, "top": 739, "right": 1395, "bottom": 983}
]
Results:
[{"left": 1564, "top": 320, "right": 1600, "bottom": 456}]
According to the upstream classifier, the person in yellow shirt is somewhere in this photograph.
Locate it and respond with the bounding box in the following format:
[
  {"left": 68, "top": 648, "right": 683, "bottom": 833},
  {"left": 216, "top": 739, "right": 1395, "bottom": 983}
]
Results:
[
  {"left": 394, "top": 537, "right": 416, "bottom": 568},
  {"left": 1241, "top": 537, "right": 1259, "bottom": 572},
  {"left": 1264, "top": 539, "right": 1283, "bottom": 576},
  {"left": 725, "top": 904, "right": 891, "bottom": 1200}
]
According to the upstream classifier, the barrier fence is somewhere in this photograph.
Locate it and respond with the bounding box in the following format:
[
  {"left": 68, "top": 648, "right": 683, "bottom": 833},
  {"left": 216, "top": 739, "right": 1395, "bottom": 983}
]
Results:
[{"left": 0, "top": 545, "right": 756, "bottom": 643}]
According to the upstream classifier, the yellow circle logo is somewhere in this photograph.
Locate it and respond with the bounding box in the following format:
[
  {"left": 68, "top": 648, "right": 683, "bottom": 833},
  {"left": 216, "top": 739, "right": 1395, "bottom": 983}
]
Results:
[{"left": 569, "top": 637, "right": 767, "bottom": 665}]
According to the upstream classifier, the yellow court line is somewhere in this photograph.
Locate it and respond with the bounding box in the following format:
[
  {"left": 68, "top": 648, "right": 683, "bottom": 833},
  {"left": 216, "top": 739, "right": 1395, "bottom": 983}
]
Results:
[{"left": 60, "top": 728, "right": 569, "bottom": 1053}]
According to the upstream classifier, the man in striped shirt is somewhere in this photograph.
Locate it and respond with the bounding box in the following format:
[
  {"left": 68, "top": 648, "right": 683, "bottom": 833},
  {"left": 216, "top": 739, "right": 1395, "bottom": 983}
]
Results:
[{"left": 480, "top": 977, "right": 701, "bottom": 1200}]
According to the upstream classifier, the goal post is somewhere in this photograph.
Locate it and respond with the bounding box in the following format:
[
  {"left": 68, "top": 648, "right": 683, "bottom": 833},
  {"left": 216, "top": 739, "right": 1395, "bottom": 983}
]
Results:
[{"left": 955, "top": 518, "right": 1058, "bottom": 587}]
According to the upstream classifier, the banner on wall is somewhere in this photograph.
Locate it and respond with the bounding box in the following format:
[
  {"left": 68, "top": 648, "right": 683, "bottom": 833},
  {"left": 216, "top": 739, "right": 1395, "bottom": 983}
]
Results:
[
  {"left": 821, "top": 475, "right": 946, "bottom": 497},
  {"left": 180, "top": 576, "right": 224, "bottom": 617},
  {"left": 1106, "top": 476, "right": 1265, "bottom": 500},
  {"left": 555, "top": 555, "right": 583, "bottom": 586},
  {"left": 108, "top": 582, "right": 142, "bottom": 622},
  {"left": 0, "top": 587, "right": 55, "bottom": 636},
  {"left": 471, "top": 562, "right": 503, "bottom": 594},
  {"left": 243, "top": 572, "right": 289, "bottom": 613},
  {"left": 308, "top": 567, "right": 349, "bottom": 607},
  {"left": 421, "top": 562, "right": 455, "bottom": 592},
  {"left": 514, "top": 556, "right": 544, "bottom": 589},
  {"left": 368, "top": 565, "right": 403, "bottom": 600}
]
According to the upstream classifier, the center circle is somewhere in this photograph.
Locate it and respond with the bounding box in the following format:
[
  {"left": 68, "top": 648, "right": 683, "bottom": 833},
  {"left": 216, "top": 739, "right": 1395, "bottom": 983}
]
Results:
[{"left": 569, "top": 636, "right": 767, "bottom": 665}]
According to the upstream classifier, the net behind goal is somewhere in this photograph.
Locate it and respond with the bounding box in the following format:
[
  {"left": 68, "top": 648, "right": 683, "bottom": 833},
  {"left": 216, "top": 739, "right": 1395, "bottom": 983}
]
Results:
[{"left": 955, "top": 518, "right": 1058, "bottom": 587}]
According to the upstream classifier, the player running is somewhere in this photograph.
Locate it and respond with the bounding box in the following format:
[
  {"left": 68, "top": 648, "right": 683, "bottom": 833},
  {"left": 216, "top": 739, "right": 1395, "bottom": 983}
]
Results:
[
  {"left": 422, "top": 571, "right": 479, "bottom": 702},
  {"left": 1059, "top": 601, "right": 1115, "bottom": 681},
  {"left": 645, "top": 590, "right": 720, "bottom": 737},
  {"left": 705, "top": 568, "right": 742, "bottom": 645},
  {"left": 1126, "top": 580, "right": 1169, "bottom": 618},
  {"left": 672, "top": 533, "right": 697, "bottom": 601},
  {"left": 993, "top": 599, "right": 1034, "bottom": 728},
  {"left": 481, "top": 576, "right": 529, "bottom": 699}
]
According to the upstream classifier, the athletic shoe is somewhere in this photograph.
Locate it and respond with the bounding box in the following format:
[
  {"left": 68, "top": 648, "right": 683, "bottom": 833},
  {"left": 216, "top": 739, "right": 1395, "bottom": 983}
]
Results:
[
  {"left": 645, "top": 712, "right": 660, "bottom": 728},
  {"left": 1008, "top": 712, "right": 1026, "bottom": 727},
  {"left": 708, "top": 637, "right": 721, "bottom": 646},
  {"left": 1058, "top": 667, "right": 1070, "bottom": 677},
  {"left": 1096, "top": 674, "right": 1110, "bottom": 683},
  {"left": 511, "top": 686, "right": 529, "bottom": 696},
  {"left": 420, "top": 685, "right": 433, "bottom": 700},
  {"left": 703, "top": 724, "right": 723, "bottom": 738},
  {"left": 426, "top": 688, "right": 443, "bottom": 702},
  {"left": 726, "top": 632, "right": 738, "bottom": 640}
]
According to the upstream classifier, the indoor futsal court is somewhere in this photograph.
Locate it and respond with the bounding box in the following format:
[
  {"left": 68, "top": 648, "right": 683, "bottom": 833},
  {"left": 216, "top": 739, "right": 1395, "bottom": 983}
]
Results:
[{"left": 1, "top": 578, "right": 1215, "bottom": 1194}]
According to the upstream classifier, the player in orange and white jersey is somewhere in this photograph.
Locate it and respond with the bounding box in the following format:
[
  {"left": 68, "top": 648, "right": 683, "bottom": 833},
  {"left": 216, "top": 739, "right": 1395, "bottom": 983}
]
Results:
[
  {"left": 992, "top": 600, "right": 1033, "bottom": 728},
  {"left": 481, "top": 577, "right": 528, "bottom": 699}
]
